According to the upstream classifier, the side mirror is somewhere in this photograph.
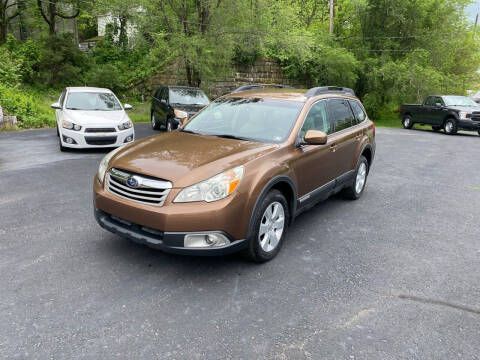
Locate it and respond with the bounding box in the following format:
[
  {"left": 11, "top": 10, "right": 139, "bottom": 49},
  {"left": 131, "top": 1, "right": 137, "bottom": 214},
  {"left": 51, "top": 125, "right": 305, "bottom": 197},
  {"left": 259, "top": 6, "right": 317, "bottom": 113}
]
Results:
[
  {"left": 124, "top": 104, "right": 133, "bottom": 110},
  {"left": 435, "top": 103, "right": 443, "bottom": 107},
  {"left": 304, "top": 130, "right": 328, "bottom": 145},
  {"left": 51, "top": 102, "right": 61, "bottom": 110}
]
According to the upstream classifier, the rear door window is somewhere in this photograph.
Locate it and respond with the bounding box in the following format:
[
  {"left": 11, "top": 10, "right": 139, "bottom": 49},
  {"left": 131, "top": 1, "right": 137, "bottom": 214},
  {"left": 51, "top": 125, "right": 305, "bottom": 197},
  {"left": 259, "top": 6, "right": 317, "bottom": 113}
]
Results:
[
  {"left": 349, "top": 100, "right": 366, "bottom": 124},
  {"left": 328, "top": 99, "right": 355, "bottom": 132}
]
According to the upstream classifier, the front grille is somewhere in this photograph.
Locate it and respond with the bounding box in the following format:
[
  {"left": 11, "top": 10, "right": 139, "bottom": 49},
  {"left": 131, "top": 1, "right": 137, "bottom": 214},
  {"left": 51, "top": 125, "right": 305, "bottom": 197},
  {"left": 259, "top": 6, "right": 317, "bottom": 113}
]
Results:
[
  {"left": 471, "top": 112, "right": 480, "bottom": 122},
  {"left": 85, "top": 136, "right": 117, "bottom": 145},
  {"left": 85, "top": 128, "right": 116, "bottom": 133},
  {"left": 107, "top": 168, "right": 172, "bottom": 206}
]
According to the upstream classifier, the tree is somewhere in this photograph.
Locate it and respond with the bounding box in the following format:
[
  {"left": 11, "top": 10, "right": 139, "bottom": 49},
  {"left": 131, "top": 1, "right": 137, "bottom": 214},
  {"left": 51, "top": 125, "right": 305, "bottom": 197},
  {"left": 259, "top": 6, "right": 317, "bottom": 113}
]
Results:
[
  {"left": 36, "top": 0, "right": 80, "bottom": 35},
  {"left": 0, "top": 0, "right": 22, "bottom": 42}
]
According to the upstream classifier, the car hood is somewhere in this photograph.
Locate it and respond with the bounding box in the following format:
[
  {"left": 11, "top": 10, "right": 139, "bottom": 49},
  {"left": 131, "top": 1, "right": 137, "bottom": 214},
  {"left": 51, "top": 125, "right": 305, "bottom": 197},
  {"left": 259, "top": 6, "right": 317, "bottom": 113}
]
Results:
[
  {"left": 64, "top": 110, "right": 127, "bottom": 124},
  {"left": 110, "top": 132, "right": 277, "bottom": 187},
  {"left": 448, "top": 106, "right": 480, "bottom": 113},
  {"left": 170, "top": 103, "right": 207, "bottom": 117}
]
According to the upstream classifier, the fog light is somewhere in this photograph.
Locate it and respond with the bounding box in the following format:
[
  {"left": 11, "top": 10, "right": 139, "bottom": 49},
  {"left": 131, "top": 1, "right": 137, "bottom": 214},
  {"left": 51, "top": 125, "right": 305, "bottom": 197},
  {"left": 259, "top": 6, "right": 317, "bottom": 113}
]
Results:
[
  {"left": 184, "top": 233, "right": 230, "bottom": 248},
  {"left": 62, "top": 135, "right": 77, "bottom": 144},
  {"left": 124, "top": 135, "right": 133, "bottom": 143}
]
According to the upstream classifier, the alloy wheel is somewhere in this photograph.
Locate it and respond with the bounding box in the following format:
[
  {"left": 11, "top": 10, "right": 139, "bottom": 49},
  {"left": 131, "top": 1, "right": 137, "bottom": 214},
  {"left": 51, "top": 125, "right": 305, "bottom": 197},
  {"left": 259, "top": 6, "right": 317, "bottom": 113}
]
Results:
[
  {"left": 355, "top": 162, "right": 367, "bottom": 194},
  {"left": 445, "top": 121, "right": 453, "bottom": 133},
  {"left": 258, "top": 201, "right": 285, "bottom": 252}
]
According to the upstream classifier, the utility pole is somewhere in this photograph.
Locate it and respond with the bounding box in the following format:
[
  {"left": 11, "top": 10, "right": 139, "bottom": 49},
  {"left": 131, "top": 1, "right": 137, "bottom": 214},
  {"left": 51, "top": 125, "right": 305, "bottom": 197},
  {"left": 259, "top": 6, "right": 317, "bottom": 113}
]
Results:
[{"left": 329, "top": 0, "right": 334, "bottom": 35}]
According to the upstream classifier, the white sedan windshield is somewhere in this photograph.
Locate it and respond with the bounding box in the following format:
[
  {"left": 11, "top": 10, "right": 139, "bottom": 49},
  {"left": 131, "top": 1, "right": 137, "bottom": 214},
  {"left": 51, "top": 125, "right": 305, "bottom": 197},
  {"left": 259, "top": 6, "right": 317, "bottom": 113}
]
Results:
[{"left": 66, "top": 92, "right": 122, "bottom": 111}]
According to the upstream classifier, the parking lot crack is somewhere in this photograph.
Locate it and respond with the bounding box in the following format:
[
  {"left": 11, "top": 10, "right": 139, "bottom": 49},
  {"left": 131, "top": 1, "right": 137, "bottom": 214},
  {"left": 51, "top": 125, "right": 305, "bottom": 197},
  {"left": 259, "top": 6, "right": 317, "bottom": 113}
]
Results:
[{"left": 398, "top": 294, "right": 480, "bottom": 315}]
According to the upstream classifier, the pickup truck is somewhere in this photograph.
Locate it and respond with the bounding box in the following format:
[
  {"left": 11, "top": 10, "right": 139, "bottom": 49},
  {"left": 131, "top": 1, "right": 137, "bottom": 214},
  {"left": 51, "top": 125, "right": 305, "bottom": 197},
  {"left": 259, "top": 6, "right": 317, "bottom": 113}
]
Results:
[{"left": 399, "top": 95, "right": 480, "bottom": 136}]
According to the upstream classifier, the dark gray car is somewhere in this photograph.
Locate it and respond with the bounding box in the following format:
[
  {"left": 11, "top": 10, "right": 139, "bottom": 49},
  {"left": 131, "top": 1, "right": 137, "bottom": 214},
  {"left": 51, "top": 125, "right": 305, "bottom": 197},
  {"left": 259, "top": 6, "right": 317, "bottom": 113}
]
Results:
[{"left": 150, "top": 86, "right": 209, "bottom": 131}]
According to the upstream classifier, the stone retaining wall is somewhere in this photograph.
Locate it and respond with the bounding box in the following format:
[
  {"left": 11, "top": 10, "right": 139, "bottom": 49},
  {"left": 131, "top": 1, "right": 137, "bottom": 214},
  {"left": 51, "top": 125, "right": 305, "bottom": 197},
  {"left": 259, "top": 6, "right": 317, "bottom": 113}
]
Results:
[{"left": 148, "top": 57, "right": 309, "bottom": 99}]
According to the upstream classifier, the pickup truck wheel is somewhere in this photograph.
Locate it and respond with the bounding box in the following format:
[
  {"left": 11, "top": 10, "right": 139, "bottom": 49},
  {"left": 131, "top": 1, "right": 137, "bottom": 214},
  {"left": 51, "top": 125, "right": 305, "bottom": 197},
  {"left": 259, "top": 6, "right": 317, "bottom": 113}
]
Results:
[
  {"left": 478, "top": 130, "right": 480, "bottom": 136},
  {"left": 402, "top": 116, "right": 413, "bottom": 129},
  {"left": 342, "top": 156, "right": 369, "bottom": 200},
  {"left": 444, "top": 118, "right": 457, "bottom": 135},
  {"left": 245, "top": 190, "right": 289, "bottom": 263},
  {"left": 166, "top": 119, "right": 173, "bottom": 132},
  {"left": 151, "top": 113, "right": 160, "bottom": 130},
  {"left": 432, "top": 126, "right": 441, "bottom": 131}
]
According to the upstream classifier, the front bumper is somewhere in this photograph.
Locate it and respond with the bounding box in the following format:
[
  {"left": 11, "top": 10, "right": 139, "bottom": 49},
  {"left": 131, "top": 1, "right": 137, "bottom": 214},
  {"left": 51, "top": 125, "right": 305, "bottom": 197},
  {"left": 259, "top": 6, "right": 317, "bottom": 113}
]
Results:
[
  {"left": 458, "top": 119, "right": 480, "bottom": 131},
  {"left": 94, "top": 208, "right": 247, "bottom": 256},
  {"left": 60, "top": 127, "right": 135, "bottom": 148}
]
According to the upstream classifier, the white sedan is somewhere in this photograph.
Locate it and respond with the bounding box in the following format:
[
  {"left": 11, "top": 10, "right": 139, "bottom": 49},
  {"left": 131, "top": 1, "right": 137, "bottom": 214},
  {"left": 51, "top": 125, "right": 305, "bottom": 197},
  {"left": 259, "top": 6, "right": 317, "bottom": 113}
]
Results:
[{"left": 52, "top": 87, "right": 135, "bottom": 151}]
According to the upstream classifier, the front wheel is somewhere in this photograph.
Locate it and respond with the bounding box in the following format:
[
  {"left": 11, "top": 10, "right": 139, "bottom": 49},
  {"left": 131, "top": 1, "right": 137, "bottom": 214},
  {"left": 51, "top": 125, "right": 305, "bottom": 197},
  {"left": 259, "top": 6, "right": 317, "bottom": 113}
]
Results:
[
  {"left": 245, "top": 190, "right": 289, "bottom": 263},
  {"left": 342, "top": 156, "right": 369, "bottom": 200},
  {"left": 151, "top": 112, "right": 160, "bottom": 130},
  {"left": 59, "top": 136, "right": 67, "bottom": 152},
  {"left": 444, "top": 118, "right": 457, "bottom": 135},
  {"left": 166, "top": 118, "right": 173, "bottom": 132},
  {"left": 402, "top": 116, "right": 413, "bottom": 129}
]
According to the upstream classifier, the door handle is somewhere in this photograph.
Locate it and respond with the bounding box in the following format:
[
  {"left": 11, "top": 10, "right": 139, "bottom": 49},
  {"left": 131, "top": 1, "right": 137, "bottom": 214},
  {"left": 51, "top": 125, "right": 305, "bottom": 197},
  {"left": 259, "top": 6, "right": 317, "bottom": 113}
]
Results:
[
  {"left": 355, "top": 134, "right": 362, "bottom": 141},
  {"left": 329, "top": 143, "right": 337, "bottom": 152}
]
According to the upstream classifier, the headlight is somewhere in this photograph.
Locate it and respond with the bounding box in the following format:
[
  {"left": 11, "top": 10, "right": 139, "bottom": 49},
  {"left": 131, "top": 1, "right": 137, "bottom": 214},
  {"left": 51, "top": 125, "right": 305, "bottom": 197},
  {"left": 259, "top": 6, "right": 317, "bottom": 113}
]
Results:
[
  {"left": 174, "top": 166, "right": 244, "bottom": 203},
  {"left": 174, "top": 109, "right": 188, "bottom": 119},
  {"left": 97, "top": 146, "right": 124, "bottom": 184},
  {"left": 458, "top": 112, "right": 470, "bottom": 119},
  {"left": 118, "top": 120, "right": 133, "bottom": 130},
  {"left": 62, "top": 120, "right": 81, "bottom": 131}
]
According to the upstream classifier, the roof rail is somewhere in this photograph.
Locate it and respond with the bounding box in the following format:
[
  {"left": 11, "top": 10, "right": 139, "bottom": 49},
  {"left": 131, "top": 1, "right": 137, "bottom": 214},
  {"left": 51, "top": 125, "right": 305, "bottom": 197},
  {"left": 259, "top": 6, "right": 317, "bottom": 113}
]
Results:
[
  {"left": 305, "top": 86, "right": 355, "bottom": 97},
  {"left": 230, "top": 83, "right": 294, "bottom": 94}
]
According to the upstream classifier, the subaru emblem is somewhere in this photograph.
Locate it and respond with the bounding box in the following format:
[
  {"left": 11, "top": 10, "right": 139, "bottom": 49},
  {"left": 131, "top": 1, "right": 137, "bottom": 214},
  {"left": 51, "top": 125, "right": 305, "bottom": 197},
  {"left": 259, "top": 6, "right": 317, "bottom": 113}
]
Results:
[{"left": 126, "top": 176, "right": 139, "bottom": 188}]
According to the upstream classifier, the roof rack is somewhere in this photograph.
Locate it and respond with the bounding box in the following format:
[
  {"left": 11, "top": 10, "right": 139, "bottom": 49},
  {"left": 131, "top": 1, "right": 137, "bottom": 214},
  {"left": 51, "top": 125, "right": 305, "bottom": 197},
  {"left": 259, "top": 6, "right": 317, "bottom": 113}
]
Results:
[
  {"left": 305, "top": 86, "right": 355, "bottom": 97},
  {"left": 230, "top": 83, "right": 294, "bottom": 94}
]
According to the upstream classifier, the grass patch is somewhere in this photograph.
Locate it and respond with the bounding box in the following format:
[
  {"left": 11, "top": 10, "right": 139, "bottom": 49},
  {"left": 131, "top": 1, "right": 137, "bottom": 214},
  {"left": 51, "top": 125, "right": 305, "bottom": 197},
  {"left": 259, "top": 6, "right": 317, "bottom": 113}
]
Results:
[{"left": 127, "top": 102, "right": 150, "bottom": 123}]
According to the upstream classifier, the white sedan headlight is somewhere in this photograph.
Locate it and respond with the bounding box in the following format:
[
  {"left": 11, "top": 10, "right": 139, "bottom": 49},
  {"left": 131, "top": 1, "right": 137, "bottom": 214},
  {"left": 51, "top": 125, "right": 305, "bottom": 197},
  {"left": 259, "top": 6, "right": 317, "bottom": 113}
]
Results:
[
  {"left": 174, "top": 166, "right": 244, "bottom": 203},
  {"left": 62, "top": 119, "right": 82, "bottom": 131},
  {"left": 97, "top": 147, "right": 124, "bottom": 184},
  {"left": 118, "top": 120, "right": 133, "bottom": 130}
]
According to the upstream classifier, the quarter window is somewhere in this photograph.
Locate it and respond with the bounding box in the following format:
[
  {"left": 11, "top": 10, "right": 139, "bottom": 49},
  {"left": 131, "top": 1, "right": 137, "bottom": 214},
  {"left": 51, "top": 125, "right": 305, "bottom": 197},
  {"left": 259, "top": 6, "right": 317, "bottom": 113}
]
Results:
[
  {"left": 299, "top": 100, "right": 332, "bottom": 138},
  {"left": 349, "top": 100, "right": 366, "bottom": 124},
  {"left": 328, "top": 99, "right": 355, "bottom": 132}
]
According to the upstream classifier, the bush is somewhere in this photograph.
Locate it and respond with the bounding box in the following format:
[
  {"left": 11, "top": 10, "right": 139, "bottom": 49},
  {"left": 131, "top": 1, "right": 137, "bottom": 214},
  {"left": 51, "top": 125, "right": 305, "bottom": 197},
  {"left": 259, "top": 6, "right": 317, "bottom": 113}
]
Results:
[{"left": 0, "top": 85, "right": 55, "bottom": 128}]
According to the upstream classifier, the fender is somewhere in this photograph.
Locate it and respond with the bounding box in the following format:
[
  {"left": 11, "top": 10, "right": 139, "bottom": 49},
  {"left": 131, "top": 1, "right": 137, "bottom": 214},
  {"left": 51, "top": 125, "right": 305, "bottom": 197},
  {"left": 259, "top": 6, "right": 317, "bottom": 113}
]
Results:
[
  {"left": 246, "top": 175, "right": 297, "bottom": 241},
  {"left": 356, "top": 142, "right": 374, "bottom": 170}
]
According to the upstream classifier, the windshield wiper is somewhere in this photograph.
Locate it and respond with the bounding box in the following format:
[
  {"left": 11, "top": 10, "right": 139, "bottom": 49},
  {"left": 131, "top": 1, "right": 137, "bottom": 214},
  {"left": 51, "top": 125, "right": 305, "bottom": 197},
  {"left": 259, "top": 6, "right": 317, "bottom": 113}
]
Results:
[
  {"left": 66, "top": 107, "right": 82, "bottom": 110},
  {"left": 211, "top": 134, "right": 254, "bottom": 141},
  {"left": 181, "top": 129, "right": 204, "bottom": 135}
]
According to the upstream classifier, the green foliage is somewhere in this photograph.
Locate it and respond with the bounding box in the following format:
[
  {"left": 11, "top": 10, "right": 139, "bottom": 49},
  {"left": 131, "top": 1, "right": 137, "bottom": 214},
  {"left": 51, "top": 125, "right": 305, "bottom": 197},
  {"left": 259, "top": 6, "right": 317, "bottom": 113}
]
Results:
[{"left": 0, "top": 85, "right": 55, "bottom": 128}]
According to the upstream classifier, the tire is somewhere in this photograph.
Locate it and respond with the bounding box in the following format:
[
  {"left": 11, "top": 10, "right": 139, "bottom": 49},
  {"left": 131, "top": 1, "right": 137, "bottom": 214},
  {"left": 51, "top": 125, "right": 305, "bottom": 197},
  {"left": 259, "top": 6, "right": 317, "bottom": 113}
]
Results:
[
  {"left": 432, "top": 126, "right": 441, "bottom": 132},
  {"left": 151, "top": 112, "right": 160, "bottom": 130},
  {"left": 56, "top": 125, "right": 59, "bottom": 137},
  {"left": 342, "top": 156, "right": 369, "bottom": 200},
  {"left": 245, "top": 190, "right": 289, "bottom": 263},
  {"left": 402, "top": 115, "right": 413, "bottom": 129},
  {"left": 59, "top": 136, "right": 67, "bottom": 152},
  {"left": 443, "top": 118, "right": 457, "bottom": 135},
  {"left": 166, "top": 118, "right": 173, "bottom": 132},
  {"left": 477, "top": 130, "right": 480, "bottom": 136}
]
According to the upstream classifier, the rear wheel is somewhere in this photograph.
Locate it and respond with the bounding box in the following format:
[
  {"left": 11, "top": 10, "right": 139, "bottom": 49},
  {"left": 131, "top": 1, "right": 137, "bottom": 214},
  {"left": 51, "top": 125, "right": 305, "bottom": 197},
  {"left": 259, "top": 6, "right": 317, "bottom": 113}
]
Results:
[
  {"left": 245, "top": 190, "right": 289, "bottom": 263},
  {"left": 151, "top": 112, "right": 160, "bottom": 130},
  {"left": 342, "top": 156, "right": 369, "bottom": 200},
  {"left": 478, "top": 130, "right": 480, "bottom": 136},
  {"left": 402, "top": 116, "right": 413, "bottom": 129},
  {"left": 444, "top": 118, "right": 457, "bottom": 135},
  {"left": 166, "top": 118, "right": 173, "bottom": 132},
  {"left": 432, "top": 125, "right": 441, "bottom": 132}
]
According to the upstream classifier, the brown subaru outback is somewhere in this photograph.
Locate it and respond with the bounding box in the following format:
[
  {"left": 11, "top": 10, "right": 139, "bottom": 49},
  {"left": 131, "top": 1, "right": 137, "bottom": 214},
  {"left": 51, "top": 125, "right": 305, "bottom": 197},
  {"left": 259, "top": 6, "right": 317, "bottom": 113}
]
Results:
[{"left": 94, "top": 86, "right": 375, "bottom": 262}]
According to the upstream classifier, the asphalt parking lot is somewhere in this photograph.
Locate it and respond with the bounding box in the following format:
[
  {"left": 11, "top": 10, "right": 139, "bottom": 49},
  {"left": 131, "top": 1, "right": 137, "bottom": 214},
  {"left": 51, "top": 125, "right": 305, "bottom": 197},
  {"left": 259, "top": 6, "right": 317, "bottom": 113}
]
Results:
[{"left": 1, "top": 124, "right": 479, "bottom": 359}]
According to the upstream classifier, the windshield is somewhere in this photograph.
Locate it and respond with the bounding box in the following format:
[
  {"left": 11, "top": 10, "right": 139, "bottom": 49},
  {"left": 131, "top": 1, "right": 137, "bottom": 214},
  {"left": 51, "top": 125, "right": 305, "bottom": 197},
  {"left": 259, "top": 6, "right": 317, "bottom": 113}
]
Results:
[
  {"left": 183, "top": 97, "right": 304, "bottom": 143},
  {"left": 443, "top": 96, "right": 479, "bottom": 107},
  {"left": 169, "top": 88, "right": 209, "bottom": 106},
  {"left": 65, "top": 92, "right": 122, "bottom": 111}
]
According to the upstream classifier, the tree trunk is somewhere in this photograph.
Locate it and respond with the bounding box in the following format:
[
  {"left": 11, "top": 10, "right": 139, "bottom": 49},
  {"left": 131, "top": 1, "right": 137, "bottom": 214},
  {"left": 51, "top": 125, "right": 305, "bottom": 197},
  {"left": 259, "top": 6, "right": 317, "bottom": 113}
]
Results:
[
  {"left": 118, "top": 16, "right": 127, "bottom": 48},
  {"left": 48, "top": 0, "right": 56, "bottom": 35},
  {"left": 0, "top": 4, "right": 6, "bottom": 43}
]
